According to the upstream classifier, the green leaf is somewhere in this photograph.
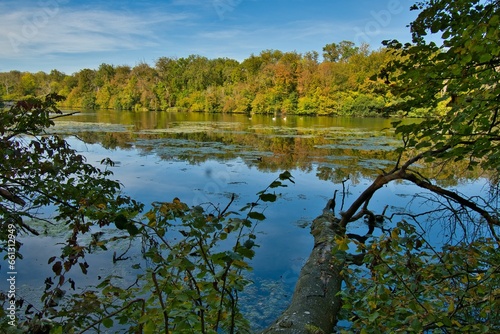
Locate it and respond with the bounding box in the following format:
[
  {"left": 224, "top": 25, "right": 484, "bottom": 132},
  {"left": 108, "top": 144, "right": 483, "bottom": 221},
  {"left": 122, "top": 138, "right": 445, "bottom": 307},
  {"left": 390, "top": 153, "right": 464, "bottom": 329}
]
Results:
[
  {"left": 49, "top": 326, "right": 64, "bottom": 334},
  {"left": 243, "top": 239, "right": 255, "bottom": 249},
  {"left": 236, "top": 246, "right": 255, "bottom": 259},
  {"left": 279, "top": 170, "right": 294, "bottom": 183},
  {"left": 269, "top": 180, "right": 283, "bottom": 188},
  {"left": 102, "top": 317, "right": 114, "bottom": 328},
  {"left": 248, "top": 211, "right": 266, "bottom": 221},
  {"left": 479, "top": 53, "right": 492, "bottom": 63},
  {"left": 368, "top": 311, "right": 380, "bottom": 322},
  {"left": 259, "top": 193, "right": 277, "bottom": 202},
  {"left": 410, "top": 318, "right": 423, "bottom": 331},
  {"left": 441, "top": 316, "right": 452, "bottom": 327},
  {"left": 126, "top": 223, "right": 139, "bottom": 236},
  {"left": 114, "top": 214, "right": 128, "bottom": 229}
]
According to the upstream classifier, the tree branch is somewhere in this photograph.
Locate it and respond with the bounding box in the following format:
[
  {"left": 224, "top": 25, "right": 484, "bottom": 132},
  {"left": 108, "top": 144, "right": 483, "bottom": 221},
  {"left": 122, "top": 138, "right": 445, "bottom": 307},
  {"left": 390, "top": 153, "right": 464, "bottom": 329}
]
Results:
[
  {"left": 152, "top": 272, "right": 169, "bottom": 331},
  {"left": 77, "top": 298, "right": 145, "bottom": 334},
  {"left": 0, "top": 187, "right": 26, "bottom": 206},
  {"left": 401, "top": 170, "right": 500, "bottom": 242},
  {"left": 49, "top": 111, "right": 80, "bottom": 120}
]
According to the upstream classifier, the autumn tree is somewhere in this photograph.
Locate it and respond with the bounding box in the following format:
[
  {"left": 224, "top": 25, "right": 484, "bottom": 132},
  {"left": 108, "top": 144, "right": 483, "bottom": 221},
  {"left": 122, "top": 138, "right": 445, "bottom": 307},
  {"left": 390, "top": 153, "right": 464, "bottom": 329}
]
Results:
[
  {"left": 322, "top": 40, "right": 359, "bottom": 63},
  {"left": 0, "top": 71, "right": 21, "bottom": 99},
  {"left": 0, "top": 42, "right": 399, "bottom": 116},
  {"left": 18, "top": 73, "right": 37, "bottom": 97}
]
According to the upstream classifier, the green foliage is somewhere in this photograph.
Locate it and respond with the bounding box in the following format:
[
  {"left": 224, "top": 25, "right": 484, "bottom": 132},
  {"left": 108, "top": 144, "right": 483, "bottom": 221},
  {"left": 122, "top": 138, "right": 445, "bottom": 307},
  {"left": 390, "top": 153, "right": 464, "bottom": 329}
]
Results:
[
  {"left": 0, "top": 94, "right": 143, "bottom": 332},
  {"left": 384, "top": 0, "right": 500, "bottom": 174},
  {"left": 139, "top": 198, "right": 254, "bottom": 333},
  {"left": 43, "top": 173, "right": 293, "bottom": 333},
  {"left": 322, "top": 40, "right": 360, "bottom": 63},
  {"left": 335, "top": 1, "right": 500, "bottom": 332},
  {"left": 0, "top": 94, "right": 142, "bottom": 236},
  {"left": 340, "top": 222, "right": 500, "bottom": 333},
  {"left": 337, "top": 92, "right": 385, "bottom": 116}
]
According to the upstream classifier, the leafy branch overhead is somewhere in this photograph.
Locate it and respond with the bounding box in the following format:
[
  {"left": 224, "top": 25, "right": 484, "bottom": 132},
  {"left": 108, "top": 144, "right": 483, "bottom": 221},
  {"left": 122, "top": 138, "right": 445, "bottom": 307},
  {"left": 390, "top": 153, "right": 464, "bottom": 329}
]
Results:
[
  {"left": 1, "top": 98, "right": 295, "bottom": 333},
  {"left": 384, "top": 0, "right": 500, "bottom": 174},
  {"left": 335, "top": 1, "right": 500, "bottom": 332},
  {"left": 0, "top": 94, "right": 143, "bottom": 332},
  {"left": 260, "top": 1, "right": 499, "bottom": 332}
]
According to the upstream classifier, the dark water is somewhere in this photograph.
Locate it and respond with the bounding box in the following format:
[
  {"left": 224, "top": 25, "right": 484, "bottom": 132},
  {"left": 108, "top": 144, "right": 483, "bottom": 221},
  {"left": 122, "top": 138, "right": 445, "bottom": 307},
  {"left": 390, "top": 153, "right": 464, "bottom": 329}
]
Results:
[{"left": 4, "top": 110, "right": 486, "bottom": 330}]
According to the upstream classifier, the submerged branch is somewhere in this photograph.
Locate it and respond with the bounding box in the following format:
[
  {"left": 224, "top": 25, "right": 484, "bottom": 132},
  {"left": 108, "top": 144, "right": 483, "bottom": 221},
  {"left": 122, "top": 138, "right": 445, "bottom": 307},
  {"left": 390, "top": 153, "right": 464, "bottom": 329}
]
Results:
[{"left": 49, "top": 111, "right": 80, "bottom": 120}]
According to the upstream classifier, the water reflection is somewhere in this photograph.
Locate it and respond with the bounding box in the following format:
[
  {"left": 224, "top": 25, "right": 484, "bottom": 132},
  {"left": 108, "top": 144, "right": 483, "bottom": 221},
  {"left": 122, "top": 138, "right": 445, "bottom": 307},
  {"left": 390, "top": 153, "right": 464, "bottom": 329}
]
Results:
[
  {"left": 54, "top": 111, "right": 401, "bottom": 183},
  {"left": 53, "top": 110, "right": 482, "bottom": 188}
]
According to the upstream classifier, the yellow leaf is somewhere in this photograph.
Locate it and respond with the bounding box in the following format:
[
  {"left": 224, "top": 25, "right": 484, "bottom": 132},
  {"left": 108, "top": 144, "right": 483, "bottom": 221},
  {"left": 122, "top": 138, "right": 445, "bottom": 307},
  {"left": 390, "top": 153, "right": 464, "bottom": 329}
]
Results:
[
  {"left": 391, "top": 228, "right": 400, "bottom": 240},
  {"left": 447, "top": 300, "right": 454, "bottom": 313},
  {"left": 335, "top": 236, "right": 350, "bottom": 251},
  {"left": 145, "top": 212, "right": 156, "bottom": 224}
]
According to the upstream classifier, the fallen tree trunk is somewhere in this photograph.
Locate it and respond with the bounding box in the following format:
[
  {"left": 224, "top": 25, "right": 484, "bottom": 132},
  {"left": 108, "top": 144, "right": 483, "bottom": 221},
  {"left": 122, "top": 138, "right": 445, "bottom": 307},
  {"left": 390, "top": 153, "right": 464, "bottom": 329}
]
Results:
[{"left": 260, "top": 199, "right": 344, "bottom": 334}]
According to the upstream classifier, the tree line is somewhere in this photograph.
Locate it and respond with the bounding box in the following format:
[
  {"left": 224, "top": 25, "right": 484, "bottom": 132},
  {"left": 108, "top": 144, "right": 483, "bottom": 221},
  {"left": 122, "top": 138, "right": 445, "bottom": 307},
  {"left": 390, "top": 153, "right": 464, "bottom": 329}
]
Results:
[{"left": 0, "top": 41, "right": 431, "bottom": 117}]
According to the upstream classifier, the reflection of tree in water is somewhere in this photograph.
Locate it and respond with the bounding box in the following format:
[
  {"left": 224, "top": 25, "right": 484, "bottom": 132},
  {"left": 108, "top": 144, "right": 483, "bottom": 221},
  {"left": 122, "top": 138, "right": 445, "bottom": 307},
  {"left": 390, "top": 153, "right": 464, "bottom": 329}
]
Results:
[
  {"left": 72, "top": 131, "right": 135, "bottom": 150},
  {"left": 65, "top": 128, "right": 399, "bottom": 174},
  {"left": 60, "top": 121, "right": 489, "bottom": 187}
]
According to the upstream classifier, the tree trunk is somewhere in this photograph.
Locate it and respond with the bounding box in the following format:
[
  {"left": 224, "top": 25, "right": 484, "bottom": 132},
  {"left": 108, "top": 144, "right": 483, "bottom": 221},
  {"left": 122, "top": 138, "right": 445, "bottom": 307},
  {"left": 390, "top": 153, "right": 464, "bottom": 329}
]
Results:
[{"left": 260, "top": 200, "right": 344, "bottom": 334}]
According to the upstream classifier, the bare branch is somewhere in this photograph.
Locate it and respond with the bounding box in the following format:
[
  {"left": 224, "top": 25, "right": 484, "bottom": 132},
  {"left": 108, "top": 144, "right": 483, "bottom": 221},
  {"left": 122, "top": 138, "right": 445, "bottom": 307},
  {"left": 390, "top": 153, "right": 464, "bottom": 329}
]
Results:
[{"left": 401, "top": 170, "right": 500, "bottom": 243}]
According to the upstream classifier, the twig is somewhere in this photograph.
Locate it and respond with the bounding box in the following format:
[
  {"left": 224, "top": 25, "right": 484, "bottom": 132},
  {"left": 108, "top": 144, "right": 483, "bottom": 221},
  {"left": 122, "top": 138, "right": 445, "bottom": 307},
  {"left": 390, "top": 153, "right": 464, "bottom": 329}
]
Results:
[
  {"left": 152, "top": 271, "right": 169, "bottom": 331},
  {"left": 341, "top": 176, "right": 350, "bottom": 211},
  {"left": 77, "top": 298, "right": 145, "bottom": 334},
  {"left": 220, "top": 193, "right": 235, "bottom": 217}
]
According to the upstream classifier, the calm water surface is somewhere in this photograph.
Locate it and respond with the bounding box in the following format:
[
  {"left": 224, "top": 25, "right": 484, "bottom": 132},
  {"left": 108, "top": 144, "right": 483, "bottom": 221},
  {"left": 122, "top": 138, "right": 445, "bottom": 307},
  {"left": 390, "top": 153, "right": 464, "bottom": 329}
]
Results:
[{"left": 8, "top": 110, "right": 482, "bottom": 330}]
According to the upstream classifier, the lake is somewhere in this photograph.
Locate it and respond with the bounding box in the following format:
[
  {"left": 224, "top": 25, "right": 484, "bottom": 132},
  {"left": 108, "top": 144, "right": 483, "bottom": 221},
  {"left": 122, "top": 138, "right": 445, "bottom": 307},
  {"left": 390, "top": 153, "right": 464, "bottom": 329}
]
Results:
[{"left": 6, "top": 110, "right": 484, "bottom": 331}]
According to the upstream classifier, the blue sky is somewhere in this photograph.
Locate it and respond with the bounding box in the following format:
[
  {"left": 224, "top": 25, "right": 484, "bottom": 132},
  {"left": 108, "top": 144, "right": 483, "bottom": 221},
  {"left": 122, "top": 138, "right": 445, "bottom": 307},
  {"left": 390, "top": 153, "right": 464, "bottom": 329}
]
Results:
[{"left": 0, "top": 0, "right": 418, "bottom": 74}]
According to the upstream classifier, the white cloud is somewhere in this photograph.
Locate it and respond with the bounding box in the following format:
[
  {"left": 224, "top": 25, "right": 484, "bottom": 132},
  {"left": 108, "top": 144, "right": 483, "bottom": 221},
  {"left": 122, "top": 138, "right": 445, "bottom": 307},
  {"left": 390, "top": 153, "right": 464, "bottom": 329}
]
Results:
[{"left": 0, "top": 2, "right": 190, "bottom": 58}]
